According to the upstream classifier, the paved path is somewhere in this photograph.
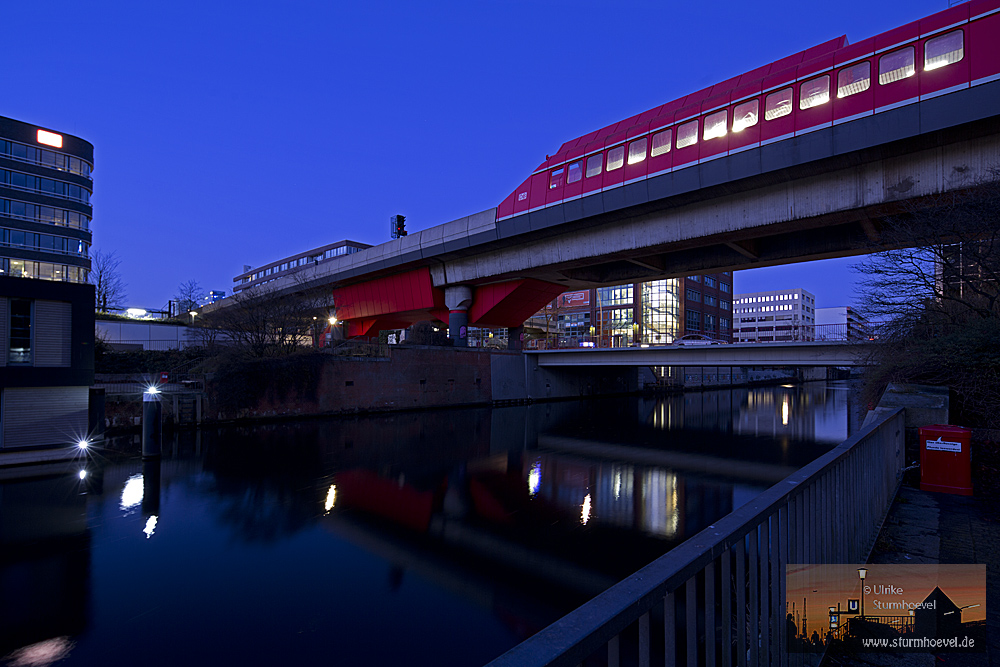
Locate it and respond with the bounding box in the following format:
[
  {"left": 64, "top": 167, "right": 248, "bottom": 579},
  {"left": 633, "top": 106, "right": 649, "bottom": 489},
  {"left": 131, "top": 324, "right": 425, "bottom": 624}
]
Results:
[{"left": 822, "top": 484, "right": 999, "bottom": 667}]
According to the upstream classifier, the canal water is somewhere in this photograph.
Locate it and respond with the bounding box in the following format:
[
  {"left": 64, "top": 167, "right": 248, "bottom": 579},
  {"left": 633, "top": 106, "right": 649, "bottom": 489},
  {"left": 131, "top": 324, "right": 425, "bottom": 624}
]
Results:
[{"left": 0, "top": 381, "right": 855, "bottom": 666}]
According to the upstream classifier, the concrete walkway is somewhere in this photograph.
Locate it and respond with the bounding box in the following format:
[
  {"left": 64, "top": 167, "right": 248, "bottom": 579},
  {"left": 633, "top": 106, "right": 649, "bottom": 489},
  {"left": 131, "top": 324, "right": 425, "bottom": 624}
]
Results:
[{"left": 822, "top": 484, "right": 999, "bottom": 667}]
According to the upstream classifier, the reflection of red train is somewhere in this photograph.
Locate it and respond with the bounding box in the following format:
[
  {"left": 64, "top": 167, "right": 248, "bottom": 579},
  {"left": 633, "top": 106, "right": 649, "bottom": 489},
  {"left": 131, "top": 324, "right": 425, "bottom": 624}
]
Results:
[{"left": 498, "top": 1, "right": 1000, "bottom": 221}]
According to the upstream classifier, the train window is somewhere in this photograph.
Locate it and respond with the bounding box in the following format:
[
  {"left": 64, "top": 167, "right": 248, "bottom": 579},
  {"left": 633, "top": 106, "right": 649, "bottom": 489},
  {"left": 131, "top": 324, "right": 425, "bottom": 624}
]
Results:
[
  {"left": 704, "top": 110, "right": 727, "bottom": 140},
  {"left": 676, "top": 120, "right": 698, "bottom": 148},
  {"left": 878, "top": 46, "right": 915, "bottom": 84},
  {"left": 549, "top": 167, "right": 564, "bottom": 189},
  {"left": 837, "top": 61, "right": 871, "bottom": 98},
  {"left": 586, "top": 153, "right": 603, "bottom": 177},
  {"left": 732, "top": 100, "right": 759, "bottom": 132},
  {"left": 606, "top": 145, "right": 625, "bottom": 171},
  {"left": 800, "top": 75, "right": 830, "bottom": 109},
  {"left": 764, "top": 88, "right": 793, "bottom": 120},
  {"left": 925, "top": 30, "right": 963, "bottom": 70},
  {"left": 627, "top": 137, "right": 647, "bottom": 165},
  {"left": 567, "top": 160, "right": 583, "bottom": 184},
  {"left": 651, "top": 129, "right": 672, "bottom": 156}
]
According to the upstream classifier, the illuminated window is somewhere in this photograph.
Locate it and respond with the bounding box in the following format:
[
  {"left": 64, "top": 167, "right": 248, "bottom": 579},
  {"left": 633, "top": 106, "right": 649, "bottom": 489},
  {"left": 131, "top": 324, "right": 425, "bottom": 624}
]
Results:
[
  {"left": 799, "top": 75, "right": 830, "bottom": 109},
  {"left": 925, "top": 30, "right": 963, "bottom": 70},
  {"left": 879, "top": 46, "right": 915, "bottom": 84},
  {"left": 651, "top": 129, "right": 672, "bottom": 156},
  {"left": 704, "top": 109, "right": 728, "bottom": 140},
  {"left": 764, "top": 88, "right": 793, "bottom": 120},
  {"left": 549, "top": 167, "right": 564, "bottom": 189},
  {"left": 586, "top": 153, "right": 603, "bottom": 178},
  {"left": 36, "top": 129, "right": 62, "bottom": 148},
  {"left": 732, "top": 99, "right": 759, "bottom": 132},
  {"left": 837, "top": 61, "right": 871, "bottom": 98},
  {"left": 676, "top": 120, "right": 698, "bottom": 149},
  {"left": 567, "top": 160, "right": 583, "bottom": 183},
  {"left": 606, "top": 145, "right": 625, "bottom": 171},
  {"left": 627, "top": 137, "right": 647, "bottom": 165}
]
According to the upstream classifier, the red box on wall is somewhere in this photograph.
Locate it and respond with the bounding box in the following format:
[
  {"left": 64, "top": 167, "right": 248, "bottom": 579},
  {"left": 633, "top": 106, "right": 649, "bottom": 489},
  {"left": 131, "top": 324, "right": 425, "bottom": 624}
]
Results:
[{"left": 919, "top": 425, "right": 973, "bottom": 496}]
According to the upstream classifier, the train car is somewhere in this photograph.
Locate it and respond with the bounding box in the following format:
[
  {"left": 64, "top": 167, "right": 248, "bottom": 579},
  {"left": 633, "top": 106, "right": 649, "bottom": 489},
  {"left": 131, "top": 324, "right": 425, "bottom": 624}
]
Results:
[{"left": 497, "top": 0, "right": 1000, "bottom": 223}]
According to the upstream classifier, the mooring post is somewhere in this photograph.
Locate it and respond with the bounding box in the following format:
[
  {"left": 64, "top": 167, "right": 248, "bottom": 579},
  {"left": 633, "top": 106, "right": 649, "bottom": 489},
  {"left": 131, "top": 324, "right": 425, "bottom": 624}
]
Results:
[{"left": 142, "top": 387, "right": 162, "bottom": 459}]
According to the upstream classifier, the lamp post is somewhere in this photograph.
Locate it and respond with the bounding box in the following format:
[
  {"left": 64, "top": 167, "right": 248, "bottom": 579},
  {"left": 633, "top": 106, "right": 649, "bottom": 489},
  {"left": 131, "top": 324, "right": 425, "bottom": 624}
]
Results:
[
  {"left": 189, "top": 310, "right": 198, "bottom": 325},
  {"left": 858, "top": 568, "right": 867, "bottom": 620},
  {"left": 944, "top": 603, "right": 981, "bottom": 619}
]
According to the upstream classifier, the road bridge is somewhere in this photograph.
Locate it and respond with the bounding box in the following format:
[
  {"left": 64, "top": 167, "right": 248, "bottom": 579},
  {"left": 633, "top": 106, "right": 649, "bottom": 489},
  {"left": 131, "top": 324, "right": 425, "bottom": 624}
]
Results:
[{"left": 527, "top": 341, "right": 863, "bottom": 367}]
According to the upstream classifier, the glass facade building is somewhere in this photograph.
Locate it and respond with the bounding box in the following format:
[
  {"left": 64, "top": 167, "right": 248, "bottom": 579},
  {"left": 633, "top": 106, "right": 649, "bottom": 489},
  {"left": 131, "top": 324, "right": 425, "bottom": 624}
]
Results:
[
  {"left": 530, "top": 273, "right": 732, "bottom": 346},
  {"left": 0, "top": 116, "right": 96, "bottom": 450}
]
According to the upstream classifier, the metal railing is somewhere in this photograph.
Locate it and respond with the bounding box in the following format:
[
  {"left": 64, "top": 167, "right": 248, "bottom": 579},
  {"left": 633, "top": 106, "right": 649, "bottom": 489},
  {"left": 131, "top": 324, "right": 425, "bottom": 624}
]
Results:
[
  {"left": 94, "top": 373, "right": 205, "bottom": 395},
  {"left": 486, "top": 408, "right": 904, "bottom": 667},
  {"left": 526, "top": 322, "right": 886, "bottom": 350}
]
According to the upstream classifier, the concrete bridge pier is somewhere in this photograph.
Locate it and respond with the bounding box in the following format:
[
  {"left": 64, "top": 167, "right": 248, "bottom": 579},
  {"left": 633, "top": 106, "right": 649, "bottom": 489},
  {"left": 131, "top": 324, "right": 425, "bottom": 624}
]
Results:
[{"left": 445, "top": 286, "right": 472, "bottom": 347}]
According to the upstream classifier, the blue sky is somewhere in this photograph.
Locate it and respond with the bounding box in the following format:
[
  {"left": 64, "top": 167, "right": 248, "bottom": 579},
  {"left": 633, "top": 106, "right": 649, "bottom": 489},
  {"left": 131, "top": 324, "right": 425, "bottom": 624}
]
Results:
[{"left": 2, "top": 0, "right": 952, "bottom": 310}]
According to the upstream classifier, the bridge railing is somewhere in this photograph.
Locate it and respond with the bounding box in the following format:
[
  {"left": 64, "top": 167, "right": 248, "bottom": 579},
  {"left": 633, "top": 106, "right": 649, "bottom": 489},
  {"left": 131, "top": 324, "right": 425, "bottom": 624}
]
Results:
[
  {"left": 485, "top": 407, "right": 905, "bottom": 667},
  {"left": 525, "top": 322, "right": 889, "bottom": 350}
]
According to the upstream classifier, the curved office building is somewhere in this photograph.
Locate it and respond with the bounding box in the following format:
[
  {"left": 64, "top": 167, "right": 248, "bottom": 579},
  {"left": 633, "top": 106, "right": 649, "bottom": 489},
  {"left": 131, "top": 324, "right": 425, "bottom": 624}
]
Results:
[{"left": 0, "top": 116, "right": 95, "bottom": 453}]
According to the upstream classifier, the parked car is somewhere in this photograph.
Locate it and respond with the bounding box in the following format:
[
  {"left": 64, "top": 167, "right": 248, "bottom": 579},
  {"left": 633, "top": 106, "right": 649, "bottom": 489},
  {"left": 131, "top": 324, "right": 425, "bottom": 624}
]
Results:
[{"left": 672, "top": 334, "right": 728, "bottom": 346}]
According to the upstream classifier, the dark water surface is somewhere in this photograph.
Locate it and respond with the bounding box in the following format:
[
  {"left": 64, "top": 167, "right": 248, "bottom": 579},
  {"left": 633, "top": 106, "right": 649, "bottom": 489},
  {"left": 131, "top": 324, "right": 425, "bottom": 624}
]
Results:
[{"left": 0, "top": 382, "right": 854, "bottom": 666}]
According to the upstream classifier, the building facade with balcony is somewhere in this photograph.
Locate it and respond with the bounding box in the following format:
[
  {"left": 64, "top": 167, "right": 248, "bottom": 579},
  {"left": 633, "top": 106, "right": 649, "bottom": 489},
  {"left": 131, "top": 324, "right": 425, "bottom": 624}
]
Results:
[
  {"left": 0, "top": 116, "right": 95, "bottom": 452},
  {"left": 734, "top": 288, "right": 816, "bottom": 343},
  {"left": 815, "top": 306, "right": 869, "bottom": 340}
]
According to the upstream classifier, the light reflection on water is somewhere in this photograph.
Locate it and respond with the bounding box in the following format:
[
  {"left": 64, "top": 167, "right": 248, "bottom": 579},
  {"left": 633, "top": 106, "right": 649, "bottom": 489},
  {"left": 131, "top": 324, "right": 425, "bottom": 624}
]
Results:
[{"left": 0, "top": 382, "right": 854, "bottom": 667}]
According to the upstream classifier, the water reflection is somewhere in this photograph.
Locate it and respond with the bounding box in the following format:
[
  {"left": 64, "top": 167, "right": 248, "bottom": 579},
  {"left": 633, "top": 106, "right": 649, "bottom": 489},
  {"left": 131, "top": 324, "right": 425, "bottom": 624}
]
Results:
[{"left": 0, "top": 382, "right": 854, "bottom": 667}]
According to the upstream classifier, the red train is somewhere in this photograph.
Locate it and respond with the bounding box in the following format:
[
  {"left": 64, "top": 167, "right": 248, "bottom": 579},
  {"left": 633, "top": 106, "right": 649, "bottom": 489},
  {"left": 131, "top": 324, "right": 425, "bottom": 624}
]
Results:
[{"left": 497, "top": 0, "right": 1000, "bottom": 222}]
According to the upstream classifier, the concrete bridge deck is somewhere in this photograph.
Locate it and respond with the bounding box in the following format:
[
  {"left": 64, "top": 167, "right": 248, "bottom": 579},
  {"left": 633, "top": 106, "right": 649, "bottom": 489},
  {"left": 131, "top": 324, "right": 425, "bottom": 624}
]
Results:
[{"left": 528, "top": 341, "right": 863, "bottom": 367}]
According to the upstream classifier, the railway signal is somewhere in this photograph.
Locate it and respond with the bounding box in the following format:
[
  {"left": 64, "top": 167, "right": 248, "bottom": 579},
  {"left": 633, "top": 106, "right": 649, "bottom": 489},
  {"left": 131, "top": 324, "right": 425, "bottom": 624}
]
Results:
[{"left": 390, "top": 214, "right": 407, "bottom": 239}]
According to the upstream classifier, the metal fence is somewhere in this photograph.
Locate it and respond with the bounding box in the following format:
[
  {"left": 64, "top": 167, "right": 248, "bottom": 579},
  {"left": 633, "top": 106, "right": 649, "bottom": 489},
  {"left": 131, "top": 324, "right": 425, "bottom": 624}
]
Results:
[
  {"left": 526, "top": 322, "right": 886, "bottom": 350},
  {"left": 93, "top": 373, "right": 205, "bottom": 395},
  {"left": 486, "top": 408, "right": 905, "bottom": 667}
]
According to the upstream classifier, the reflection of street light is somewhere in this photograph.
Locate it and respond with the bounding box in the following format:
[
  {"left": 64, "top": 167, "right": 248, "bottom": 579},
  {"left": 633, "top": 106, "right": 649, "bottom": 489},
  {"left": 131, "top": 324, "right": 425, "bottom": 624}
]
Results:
[{"left": 858, "top": 568, "right": 867, "bottom": 619}]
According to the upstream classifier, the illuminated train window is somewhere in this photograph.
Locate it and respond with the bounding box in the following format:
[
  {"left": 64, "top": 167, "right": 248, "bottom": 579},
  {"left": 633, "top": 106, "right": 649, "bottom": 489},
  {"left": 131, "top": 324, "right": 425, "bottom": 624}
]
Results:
[
  {"left": 549, "top": 167, "right": 564, "bottom": 189},
  {"left": 799, "top": 75, "right": 830, "bottom": 109},
  {"left": 704, "top": 109, "right": 727, "bottom": 140},
  {"left": 764, "top": 88, "right": 793, "bottom": 120},
  {"left": 732, "top": 99, "right": 758, "bottom": 132},
  {"left": 606, "top": 145, "right": 625, "bottom": 171},
  {"left": 651, "top": 129, "right": 672, "bottom": 156},
  {"left": 925, "top": 30, "right": 963, "bottom": 70},
  {"left": 586, "top": 153, "right": 603, "bottom": 177},
  {"left": 879, "top": 46, "right": 915, "bottom": 84},
  {"left": 627, "top": 137, "right": 647, "bottom": 165},
  {"left": 567, "top": 160, "right": 583, "bottom": 183},
  {"left": 676, "top": 120, "right": 698, "bottom": 149},
  {"left": 837, "top": 61, "right": 871, "bottom": 97}
]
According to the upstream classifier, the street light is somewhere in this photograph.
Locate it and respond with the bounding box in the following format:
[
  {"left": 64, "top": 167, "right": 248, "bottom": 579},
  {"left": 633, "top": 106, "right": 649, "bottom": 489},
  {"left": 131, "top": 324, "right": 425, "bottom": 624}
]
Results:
[
  {"left": 858, "top": 568, "right": 867, "bottom": 619},
  {"left": 190, "top": 310, "right": 198, "bottom": 325},
  {"left": 944, "top": 604, "right": 981, "bottom": 618}
]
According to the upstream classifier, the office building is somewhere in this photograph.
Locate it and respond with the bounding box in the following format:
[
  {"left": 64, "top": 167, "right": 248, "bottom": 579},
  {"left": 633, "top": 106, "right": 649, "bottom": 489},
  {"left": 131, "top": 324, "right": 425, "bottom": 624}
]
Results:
[
  {"left": 815, "top": 306, "right": 869, "bottom": 340},
  {"left": 734, "top": 288, "right": 816, "bottom": 343},
  {"left": 1, "top": 116, "right": 95, "bottom": 451},
  {"left": 530, "top": 273, "right": 733, "bottom": 345},
  {"left": 233, "top": 240, "right": 371, "bottom": 295}
]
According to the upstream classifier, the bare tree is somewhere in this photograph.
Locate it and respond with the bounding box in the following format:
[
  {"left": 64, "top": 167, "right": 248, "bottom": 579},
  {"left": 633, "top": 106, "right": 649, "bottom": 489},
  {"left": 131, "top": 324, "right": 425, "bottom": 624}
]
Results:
[
  {"left": 853, "top": 172, "right": 1000, "bottom": 426},
  {"left": 91, "top": 249, "right": 127, "bottom": 312},
  {"left": 175, "top": 280, "right": 204, "bottom": 314},
  {"left": 199, "top": 280, "right": 321, "bottom": 358}
]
